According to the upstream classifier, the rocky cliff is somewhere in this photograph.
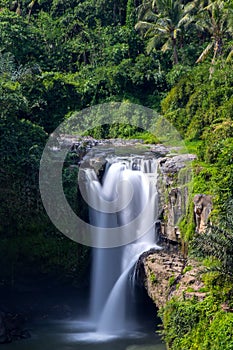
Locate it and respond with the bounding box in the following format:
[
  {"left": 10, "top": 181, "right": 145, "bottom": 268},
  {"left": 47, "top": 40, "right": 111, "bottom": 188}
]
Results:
[
  {"left": 66, "top": 139, "right": 212, "bottom": 311},
  {"left": 157, "top": 153, "right": 196, "bottom": 243},
  {"left": 140, "top": 152, "right": 212, "bottom": 310},
  {"left": 139, "top": 250, "right": 206, "bottom": 309}
]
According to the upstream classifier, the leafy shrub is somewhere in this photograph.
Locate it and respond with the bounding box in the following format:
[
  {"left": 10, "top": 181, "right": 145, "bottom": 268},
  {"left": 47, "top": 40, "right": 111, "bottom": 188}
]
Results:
[
  {"left": 160, "top": 296, "right": 233, "bottom": 350},
  {"left": 161, "top": 63, "right": 233, "bottom": 141},
  {"left": 202, "top": 121, "right": 233, "bottom": 164}
]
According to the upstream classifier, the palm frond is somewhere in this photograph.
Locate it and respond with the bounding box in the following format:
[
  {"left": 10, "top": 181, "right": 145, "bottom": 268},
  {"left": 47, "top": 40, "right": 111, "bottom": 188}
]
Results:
[
  {"left": 146, "top": 36, "right": 161, "bottom": 54},
  {"left": 155, "top": 24, "right": 169, "bottom": 33},
  {"left": 135, "top": 21, "right": 154, "bottom": 33},
  {"left": 161, "top": 39, "right": 171, "bottom": 52},
  {"left": 137, "top": 1, "right": 155, "bottom": 21},
  {"left": 135, "top": 0, "right": 199, "bottom": 65},
  {"left": 184, "top": 1, "right": 198, "bottom": 14},
  {"left": 151, "top": 0, "right": 157, "bottom": 11},
  {"left": 196, "top": 42, "right": 214, "bottom": 63},
  {"left": 178, "top": 13, "right": 192, "bottom": 28}
]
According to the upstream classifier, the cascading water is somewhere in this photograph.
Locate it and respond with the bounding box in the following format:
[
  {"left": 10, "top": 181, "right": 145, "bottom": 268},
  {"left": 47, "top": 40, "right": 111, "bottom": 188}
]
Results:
[{"left": 87, "top": 155, "right": 160, "bottom": 335}]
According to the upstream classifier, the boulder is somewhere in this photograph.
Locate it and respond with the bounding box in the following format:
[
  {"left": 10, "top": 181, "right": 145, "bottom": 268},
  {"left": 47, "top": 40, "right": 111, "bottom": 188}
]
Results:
[
  {"left": 158, "top": 153, "right": 196, "bottom": 242},
  {"left": 140, "top": 250, "right": 206, "bottom": 309},
  {"left": 193, "top": 194, "right": 212, "bottom": 233}
]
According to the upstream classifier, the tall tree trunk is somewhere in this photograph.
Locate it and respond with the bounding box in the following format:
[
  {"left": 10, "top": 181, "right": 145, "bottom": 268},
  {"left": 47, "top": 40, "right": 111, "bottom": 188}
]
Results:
[
  {"left": 210, "top": 37, "right": 223, "bottom": 78},
  {"left": 212, "top": 37, "right": 223, "bottom": 64},
  {"left": 172, "top": 38, "right": 179, "bottom": 65}
]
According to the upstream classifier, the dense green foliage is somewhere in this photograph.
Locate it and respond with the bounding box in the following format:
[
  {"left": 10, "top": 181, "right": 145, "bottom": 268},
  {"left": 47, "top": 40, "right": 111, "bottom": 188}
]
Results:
[
  {"left": 161, "top": 63, "right": 233, "bottom": 140},
  {"left": 160, "top": 295, "right": 233, "bottom": 350},
  {"left": 0, "top": 0, "right": 232, "bottom": 347}
]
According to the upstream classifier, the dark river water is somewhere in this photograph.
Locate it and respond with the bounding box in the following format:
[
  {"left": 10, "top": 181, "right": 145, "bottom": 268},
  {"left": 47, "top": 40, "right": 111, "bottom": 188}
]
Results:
[
  {"left": 0, "top": 319, "right": 165, "bottom": 350},
  {"left": 0, "top": 286, "right": 166, "bottom": 350},
  {"left": 0, "top": 319, "right": 166, "bottom": 350}
]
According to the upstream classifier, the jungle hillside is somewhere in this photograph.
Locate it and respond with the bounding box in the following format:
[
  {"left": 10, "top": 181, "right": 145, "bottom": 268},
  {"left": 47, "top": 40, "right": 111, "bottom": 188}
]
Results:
[{"left": 0, "top": 0, "right": 233, "bottom": 349}]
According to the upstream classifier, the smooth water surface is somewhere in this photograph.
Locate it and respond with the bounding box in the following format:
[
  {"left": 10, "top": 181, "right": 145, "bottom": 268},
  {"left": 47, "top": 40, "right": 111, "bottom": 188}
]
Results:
[
  {"left": 0, "top": 318, "right": 166, "bottom": 350},
  {"left": 0, "top": 285, "right": 166, "bottom": 350}
]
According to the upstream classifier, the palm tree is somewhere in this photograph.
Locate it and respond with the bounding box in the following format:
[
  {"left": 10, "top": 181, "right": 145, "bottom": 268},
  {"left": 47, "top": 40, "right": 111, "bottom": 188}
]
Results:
[
  {"left": 195, "top": 0, "right": 233, "bottom": 63},
  {"left": 135, "top": 0, "right": 195, "bottom": 65}
]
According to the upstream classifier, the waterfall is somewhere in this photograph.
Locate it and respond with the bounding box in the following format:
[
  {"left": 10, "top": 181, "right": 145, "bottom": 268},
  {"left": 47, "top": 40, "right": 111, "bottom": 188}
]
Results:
[{"left": 87, "top": 156, "right": 160, "bottom": 334}]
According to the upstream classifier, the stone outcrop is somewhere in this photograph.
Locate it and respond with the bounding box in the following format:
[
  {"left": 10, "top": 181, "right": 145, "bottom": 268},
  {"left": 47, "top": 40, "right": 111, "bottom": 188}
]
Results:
[
  {"left": 193, "top": 194, "right": 213, "bottom": 233},
  {"left": 157, "top": 154, "right": 196, "bottom": 242},
  {"left": 140, "top": 154, "right": 212, "bottom": 310},
  {"left": 156, "top": 153, "right": 213, "bottom": 243},
  {"left": 140, "top": 250, "right": 206, "bottom": 309}
]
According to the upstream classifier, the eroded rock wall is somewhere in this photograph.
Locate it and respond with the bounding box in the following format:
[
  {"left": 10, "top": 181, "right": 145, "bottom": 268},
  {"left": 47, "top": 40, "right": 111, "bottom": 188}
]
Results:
[
  {"left": 140, "top": 153, "right": 212, "bottom": 309},
  {"left": 140, "top": 251, "right": 205, "bottom": 309},
  {"left": 157, "top": 154, "right": 196, "bottom": 242}
]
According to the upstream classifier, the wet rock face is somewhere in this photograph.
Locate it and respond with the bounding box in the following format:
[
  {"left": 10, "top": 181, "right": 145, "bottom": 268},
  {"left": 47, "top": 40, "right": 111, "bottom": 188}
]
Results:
[
  {"left": 157, "top": 153, "right": 213, "bottom": 241},
  {"left": 158, "top": 154, "right": 196, "bottom": 186},
  {"left": 59, "top": 135, "right": 99, "bottom": 165},
  {"left": 157, "top": 154, "right": 196, "bottom": 242},
  {"left": 193, "top": 194, "right": 212, "bottom": 233},
  {"left": 141, "top": 251, "right": 205, "bottom": 309}
]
